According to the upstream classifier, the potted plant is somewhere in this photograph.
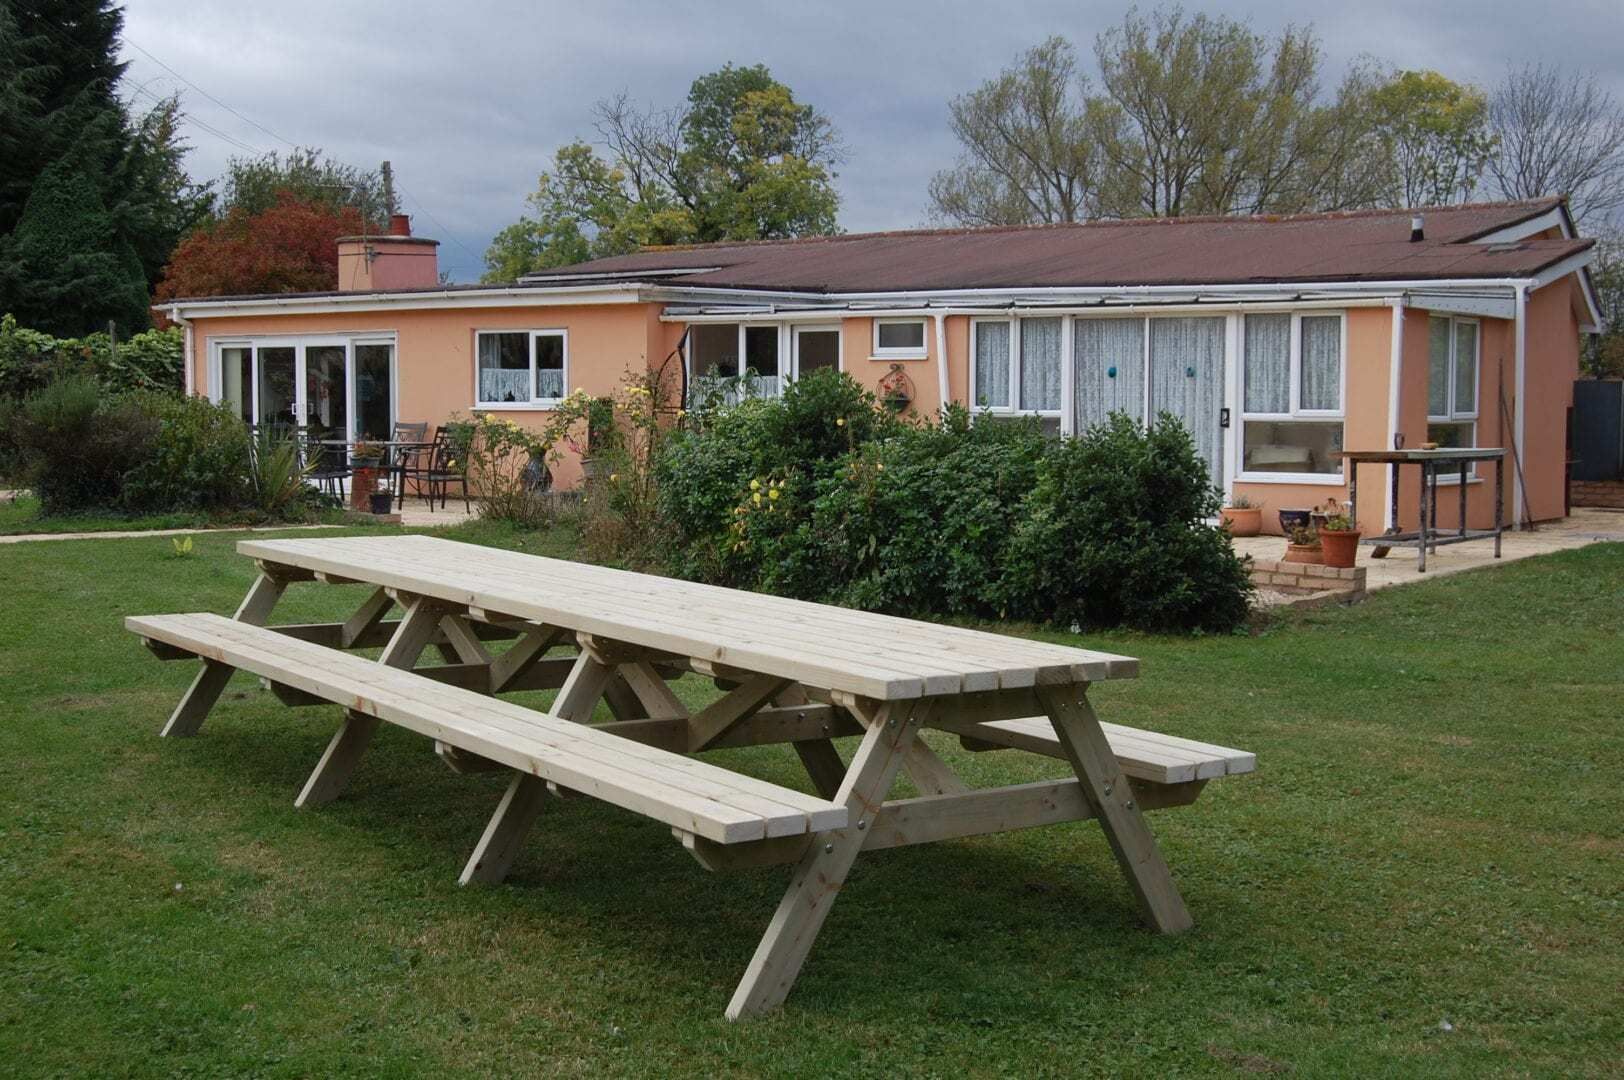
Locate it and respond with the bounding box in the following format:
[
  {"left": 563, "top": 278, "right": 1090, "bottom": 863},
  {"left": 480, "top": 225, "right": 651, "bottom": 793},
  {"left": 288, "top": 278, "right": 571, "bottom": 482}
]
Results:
[
  {"left": 1220, "top": 493, "right": 1263, "bottom": 536},
  {"left": 1278, "top": 508, "right": 1311, "bottom": 537},
  {"left": 368, "top": 480, "right": 394, "bottom": 516},
  {"left": 1283, "top": 524, "right": 1323, "bottom": 564},
  {"left": 1318, "top": 508, "right": 1362, "bottom": 568}
]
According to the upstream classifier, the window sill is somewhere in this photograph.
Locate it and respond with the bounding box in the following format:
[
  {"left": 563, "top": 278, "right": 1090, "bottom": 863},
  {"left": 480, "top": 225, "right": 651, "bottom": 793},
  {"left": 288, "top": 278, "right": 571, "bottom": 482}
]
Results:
[
  {"left": 1235, "top": 472, "right": 1346, "bottom": 486},
  {"left": 868, "top": 352, "right": 928, "bottom": 362},
  {"left": 473, "top": 402, "right": 564, "bottom": 412}
]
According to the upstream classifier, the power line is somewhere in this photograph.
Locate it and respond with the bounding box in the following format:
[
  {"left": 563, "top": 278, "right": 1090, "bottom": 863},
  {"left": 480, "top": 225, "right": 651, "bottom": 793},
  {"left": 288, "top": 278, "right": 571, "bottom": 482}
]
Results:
[{"left": 124, "top": 38, "right": 301, "bottom": 151}]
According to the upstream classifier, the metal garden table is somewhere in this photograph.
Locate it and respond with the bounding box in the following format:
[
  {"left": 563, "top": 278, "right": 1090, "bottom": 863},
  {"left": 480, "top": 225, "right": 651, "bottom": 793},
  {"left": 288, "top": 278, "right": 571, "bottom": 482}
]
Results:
[{"left": 1341, "top": 448, "right": 1507, "bottom": 572}]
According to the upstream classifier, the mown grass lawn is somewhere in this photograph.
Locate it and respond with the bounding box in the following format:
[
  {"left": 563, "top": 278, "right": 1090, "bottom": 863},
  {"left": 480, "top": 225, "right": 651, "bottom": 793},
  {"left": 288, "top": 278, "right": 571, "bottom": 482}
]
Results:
[{"left": 1, "top": 525, "right": 1620, "bottom": 1077}]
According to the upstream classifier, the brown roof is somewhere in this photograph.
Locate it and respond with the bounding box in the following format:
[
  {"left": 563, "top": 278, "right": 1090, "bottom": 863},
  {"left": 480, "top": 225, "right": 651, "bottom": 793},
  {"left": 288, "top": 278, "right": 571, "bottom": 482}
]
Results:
[{"left": 547, "top": 199, "right": 1591, "bottom": 294}]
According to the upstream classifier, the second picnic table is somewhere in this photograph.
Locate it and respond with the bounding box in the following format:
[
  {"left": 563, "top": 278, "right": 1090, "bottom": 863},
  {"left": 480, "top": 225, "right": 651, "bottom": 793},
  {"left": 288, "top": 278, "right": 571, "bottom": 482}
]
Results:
[{"left": 126, "top": 534, "right": 1255, "bottom": 1019}]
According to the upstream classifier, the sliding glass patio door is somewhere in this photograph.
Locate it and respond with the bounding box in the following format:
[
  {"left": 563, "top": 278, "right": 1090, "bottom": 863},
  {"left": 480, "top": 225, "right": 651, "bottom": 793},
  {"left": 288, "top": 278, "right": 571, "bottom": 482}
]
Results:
[{"left": 215, "top": 338, "right": 394, "bottom": 443}]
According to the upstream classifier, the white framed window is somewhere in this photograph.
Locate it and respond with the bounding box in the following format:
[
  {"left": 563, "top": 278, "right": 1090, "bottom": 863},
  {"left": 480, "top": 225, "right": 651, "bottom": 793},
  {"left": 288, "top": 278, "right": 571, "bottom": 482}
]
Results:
[
  {"left": 1427, "top": 315, "right": 1480, "bottom": 475},
  {"left": 872, "top": 318, "right": 927, "bottom": 359},
  {"left": 1238, "top": 312, "right": 1346, "bottom": 481},
  {"left": 475, "top": 329, "right": 567, "bottom": 408},
  {"left": 971, "top": 317, "right": 1062, "bottom": 434},
  {"left": 688, "top": 322, "right": 782, "bottom": 402}
]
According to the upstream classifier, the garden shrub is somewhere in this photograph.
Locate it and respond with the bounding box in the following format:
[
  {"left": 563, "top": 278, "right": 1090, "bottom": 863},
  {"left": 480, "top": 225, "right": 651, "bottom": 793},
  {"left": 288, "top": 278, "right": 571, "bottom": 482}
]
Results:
[
  {"left": 0, "top": 314, "right": 184, "bottom": 401},
  {"left": 1002, "top": 413, "right": 1253, "bottom": 633},
  {"left": 650, "top": 372, "right": 1252, "bottom": 634},
  {"left": 6, "top": 375, "right": 159, "bottom": 514},
  {"left": 121, "top": 393, "right": 253, "bottom": 513}
]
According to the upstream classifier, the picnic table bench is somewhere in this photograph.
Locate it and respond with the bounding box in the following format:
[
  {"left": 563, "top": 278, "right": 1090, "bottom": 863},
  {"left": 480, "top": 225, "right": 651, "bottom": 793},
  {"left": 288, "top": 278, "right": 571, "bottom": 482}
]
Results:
[{"left": 126, "top": 534, "right": 1255, "bottom": 1019}]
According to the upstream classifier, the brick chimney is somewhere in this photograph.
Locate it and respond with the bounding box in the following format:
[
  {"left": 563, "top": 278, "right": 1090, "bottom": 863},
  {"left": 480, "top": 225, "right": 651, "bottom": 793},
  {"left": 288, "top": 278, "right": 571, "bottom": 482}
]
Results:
[{"left": 336, "top": 214, "right": 440, "bottom": 291}]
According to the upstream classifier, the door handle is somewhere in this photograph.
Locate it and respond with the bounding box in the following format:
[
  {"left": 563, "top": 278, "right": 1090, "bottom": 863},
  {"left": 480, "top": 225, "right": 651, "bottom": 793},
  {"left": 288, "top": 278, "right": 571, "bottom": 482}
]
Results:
[{"left": 1219, "top": 407, "right": 1231, "bottom": 428}]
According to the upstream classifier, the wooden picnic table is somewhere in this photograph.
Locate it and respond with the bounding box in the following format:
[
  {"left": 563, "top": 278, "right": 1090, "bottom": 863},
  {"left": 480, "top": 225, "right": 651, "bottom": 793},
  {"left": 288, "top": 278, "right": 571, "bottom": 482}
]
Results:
[
  {"left": 1338, "top": 448, "right": 1507, "bottom": 572},
  {"left": 125, "top": 534, "right": 1254, "bottom": 1019}
]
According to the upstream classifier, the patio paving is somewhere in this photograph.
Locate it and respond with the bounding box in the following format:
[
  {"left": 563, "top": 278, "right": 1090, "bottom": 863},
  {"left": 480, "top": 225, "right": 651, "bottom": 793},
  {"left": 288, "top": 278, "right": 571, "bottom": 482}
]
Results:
[{"left": 1233, "top": 507, "right": 1624, "bottom": 593}]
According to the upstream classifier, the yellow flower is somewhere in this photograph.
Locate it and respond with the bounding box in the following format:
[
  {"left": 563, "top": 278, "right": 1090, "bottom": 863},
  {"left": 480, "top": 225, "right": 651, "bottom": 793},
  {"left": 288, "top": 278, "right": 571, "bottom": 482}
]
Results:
[
  {"left": 749, "top": 478, "right": 761, "bottom": 491},
  {"left": 876, "top": 462, "right": 885, "bottom": 471},
  {"left": 609, "top": 473, "right": 619, "bottom": 482},
  {"left": 752, "top": 492, "right": 763, "bottom": 506},
  {"left": 836, "top": 418, "right": 846, "bottom": 427},
  {"left": 768, "top": 488, "right": 780, "bottom": 501}
]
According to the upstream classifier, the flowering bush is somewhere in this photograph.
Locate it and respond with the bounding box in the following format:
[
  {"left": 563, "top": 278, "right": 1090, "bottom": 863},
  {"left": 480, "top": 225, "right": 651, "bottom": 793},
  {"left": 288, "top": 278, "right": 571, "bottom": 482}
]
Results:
[{"left": 445, "top": 413, "right": 554, "bottom": 527}]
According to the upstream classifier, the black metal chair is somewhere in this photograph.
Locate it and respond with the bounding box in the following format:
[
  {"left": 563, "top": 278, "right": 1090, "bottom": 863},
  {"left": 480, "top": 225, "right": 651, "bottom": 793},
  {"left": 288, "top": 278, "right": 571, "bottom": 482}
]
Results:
[
  {"left": 300, "top": 429, "right": 351, "bottom": 502},
  {"left": 422, "top": 427, "right": 470, "bottom": 513}
]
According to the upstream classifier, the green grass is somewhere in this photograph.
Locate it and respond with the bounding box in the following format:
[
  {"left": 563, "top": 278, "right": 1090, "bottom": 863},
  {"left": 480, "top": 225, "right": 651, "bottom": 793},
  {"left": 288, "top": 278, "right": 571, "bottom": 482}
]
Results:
[{"left": 1, "top": 527, "right": 1620, "bottom": 1077}]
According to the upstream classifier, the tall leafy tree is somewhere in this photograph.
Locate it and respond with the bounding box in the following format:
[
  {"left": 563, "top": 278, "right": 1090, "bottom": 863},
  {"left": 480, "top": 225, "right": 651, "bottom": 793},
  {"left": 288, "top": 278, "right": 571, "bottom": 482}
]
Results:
[
  {"left": 1368, "top": 70, "right": 1497, "bottom": 208},
  {"left": 219, "top": 148, "right": 388, "bottom": 226},
  {"left": 484, "top": 64, "right": 842, "bottom": 280},
  {"left": 153, "top": 193, "right": 364, "bottom": 302},
  {"left": 0, "top": 143, "right": 150, "bottom": 336},
  {"left": 0, "top": 0, "right": 211, "bottom": 333}
]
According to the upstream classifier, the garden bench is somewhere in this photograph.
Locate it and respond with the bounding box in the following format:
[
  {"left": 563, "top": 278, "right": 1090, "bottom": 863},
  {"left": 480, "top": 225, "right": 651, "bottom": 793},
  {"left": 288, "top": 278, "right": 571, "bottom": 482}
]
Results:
[{"left": 126, "top": 534, "right": 1256, "bottom": 1020}]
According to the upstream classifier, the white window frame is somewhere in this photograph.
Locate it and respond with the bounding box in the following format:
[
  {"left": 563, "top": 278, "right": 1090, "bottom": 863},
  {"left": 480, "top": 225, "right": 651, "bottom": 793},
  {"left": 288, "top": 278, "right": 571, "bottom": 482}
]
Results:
[
  {"left": 687, "top": 322, "right": 787, "bottom": 400},
  {"left": 969, "top": 316, "right": 1063, "bottom": 421},
  {"left": 791, "top": 324, "right": 842, "bottom": 377},
  {"left": 871, "top": 317, "right": 928, "bottom": 360},
  {"left": 207, "top": 332, "right": 398, "bottom": 441},
  {"left": 1236, "top": 310, "right": 1348, "bottom": 486},
  {"left": 1427, "top": 315, "right": 1481, "bottom": 482},
  {"left": 473, "top": 328, "right": 568, "bottom": 410}
]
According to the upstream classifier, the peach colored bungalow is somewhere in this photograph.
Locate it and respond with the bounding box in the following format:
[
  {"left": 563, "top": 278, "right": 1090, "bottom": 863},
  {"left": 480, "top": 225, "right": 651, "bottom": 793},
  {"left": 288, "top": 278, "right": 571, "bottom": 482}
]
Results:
[{"left": 161, "top": 199, "right": 1601, "bottom": 534}]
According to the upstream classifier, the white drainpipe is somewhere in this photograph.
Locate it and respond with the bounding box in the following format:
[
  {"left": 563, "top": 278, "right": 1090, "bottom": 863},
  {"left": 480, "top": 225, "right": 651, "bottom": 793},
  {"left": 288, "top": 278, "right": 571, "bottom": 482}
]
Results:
[
  {"left": 1513, "top": 283, "right": 1528, "bottom": 527},
  {"left": 933, "top": 312, "right": 950, "bottom": 412},
  {"left": 1385, "top": 300, "right": 1405, "bottom": 531},
  {"left": 170, "top": 307, "right": 195, "bottom": 396}
]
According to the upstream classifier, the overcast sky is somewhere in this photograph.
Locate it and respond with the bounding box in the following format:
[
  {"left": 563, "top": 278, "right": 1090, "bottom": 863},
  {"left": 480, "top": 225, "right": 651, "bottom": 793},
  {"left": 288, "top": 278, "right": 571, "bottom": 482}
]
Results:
[{"left": 120, "top": 0, "right": 1624, "bottom": 282}]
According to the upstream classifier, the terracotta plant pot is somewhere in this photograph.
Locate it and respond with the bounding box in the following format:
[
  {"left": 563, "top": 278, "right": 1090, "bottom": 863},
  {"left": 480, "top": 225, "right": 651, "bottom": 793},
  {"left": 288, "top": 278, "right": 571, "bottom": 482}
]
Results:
[
  {"left": 1220, "top": 506, "right": 1262, "bottom": 536},
  {"left": 350, "top": 466, "right": 376, "bottom": 510},
  {"left": 1319, "top": 528, "right": 1361, "bottom": 568},
  {"left": 368, "top": 490, "right": 394, "bottom": 515},
  {"left": 1282, "top": 542, "right": 1323, "bottom": 565}
]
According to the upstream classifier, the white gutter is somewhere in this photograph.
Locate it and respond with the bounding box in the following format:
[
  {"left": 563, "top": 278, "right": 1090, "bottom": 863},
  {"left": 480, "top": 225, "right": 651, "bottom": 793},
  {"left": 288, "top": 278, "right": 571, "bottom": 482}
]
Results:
[
  {"left": 1513, "top": 283, "right": 1528, "bottom": 527},
  {"left": 933, "top": 312, "right": 950, "bottom": 411},
  {"left": 664, "top": 296, "right": 1400, "bottom": 323},
  {"left": 1385, "top": 300, "right": 1405, "bottom": 531}
]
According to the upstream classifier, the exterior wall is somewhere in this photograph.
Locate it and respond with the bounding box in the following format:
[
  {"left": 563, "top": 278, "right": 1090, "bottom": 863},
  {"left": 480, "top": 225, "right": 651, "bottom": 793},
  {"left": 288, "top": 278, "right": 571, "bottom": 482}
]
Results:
[
  {"left": 837, "top": 316, "right": 948, "bottom": 418},
  {"left": 1522, "top": 278, "right": 1582, "bottom": 522},
  {"left": 186, "top": 302, "right": 673, "bottom": 489}
]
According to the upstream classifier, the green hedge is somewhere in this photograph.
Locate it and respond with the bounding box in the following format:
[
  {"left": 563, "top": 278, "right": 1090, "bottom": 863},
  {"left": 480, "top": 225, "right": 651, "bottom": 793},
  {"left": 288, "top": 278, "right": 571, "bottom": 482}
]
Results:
[
  {"left": 0, "top": 313, "right": 184, "bottom": 402},
  {"left": 655, "top": 371, "right": 1252, "bottom": 633}
]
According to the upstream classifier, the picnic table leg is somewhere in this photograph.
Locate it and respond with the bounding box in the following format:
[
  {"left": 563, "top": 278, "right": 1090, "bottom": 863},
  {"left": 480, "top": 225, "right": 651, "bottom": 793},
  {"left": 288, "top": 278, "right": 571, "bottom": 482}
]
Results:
[
  {"left": 295, "top": 596, "right": 442, "bottom": 808},
  {"left": 726, "top": 698, "right": 928, "bottom": 1021},
  {"left": 793, "top": 740, "right": 847, "bottom": 799},
  {"left": 459, "top": 653, "right": 613, "bottom": 885},
  {"left": 160, "top": 571, "right": 287, "bottom": 738},
  {"left": 1035, "top": 684, "right": 1193, "bottom": 934}
]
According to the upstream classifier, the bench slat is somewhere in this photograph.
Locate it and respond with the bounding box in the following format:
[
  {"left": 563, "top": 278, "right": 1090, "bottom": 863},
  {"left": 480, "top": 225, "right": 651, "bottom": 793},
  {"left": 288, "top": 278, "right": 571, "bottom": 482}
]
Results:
[
  {"left": 129, "top": 613, "right": 846, "bottom": 844},
  {"left": 950, "top": 715, "right": 1256, "bottom": 784}
]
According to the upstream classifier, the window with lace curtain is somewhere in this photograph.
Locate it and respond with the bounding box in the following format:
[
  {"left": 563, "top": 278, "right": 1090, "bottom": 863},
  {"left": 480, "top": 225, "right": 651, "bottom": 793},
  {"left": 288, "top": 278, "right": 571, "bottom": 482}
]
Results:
[
  {"left": 971, "top": 316, "right": 1062, "bottom": 433},
  {"left": 475, "top": 330, "right": 567, "bottom": 407},
  {"left": 1239, "top": 312, "right": 1345, "bottom": 478}
]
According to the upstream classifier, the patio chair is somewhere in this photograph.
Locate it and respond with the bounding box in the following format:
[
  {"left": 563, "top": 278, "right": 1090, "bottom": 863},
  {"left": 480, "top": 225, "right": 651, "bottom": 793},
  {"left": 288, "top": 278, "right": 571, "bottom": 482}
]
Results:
[
  {"left": 389, "top": 422, "right": 430, "bottom": 508},
  {"left": 422, "top": 427, "right": 470, "bottom": 513},
  {"left": 299, "top": 429, "right": 351, "bottom": 502}
]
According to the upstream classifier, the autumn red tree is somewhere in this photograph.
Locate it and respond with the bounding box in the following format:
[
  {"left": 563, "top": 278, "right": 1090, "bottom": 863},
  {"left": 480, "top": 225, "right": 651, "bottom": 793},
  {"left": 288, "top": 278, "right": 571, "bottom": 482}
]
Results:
[{"left": 154, "top": 192, "right": 364, "bottom": 308}]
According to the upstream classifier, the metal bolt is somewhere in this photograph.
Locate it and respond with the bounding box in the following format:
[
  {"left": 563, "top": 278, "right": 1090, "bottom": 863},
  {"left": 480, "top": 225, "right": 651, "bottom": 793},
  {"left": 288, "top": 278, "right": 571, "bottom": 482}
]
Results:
[
  {"left": 824, "top": 843, "right": 834, "bottom": 854},
  {"left": 797, "top": 711, "right": 806, "bottom": 720},
  {"left": 1103, "top": 784, "right": 1113, "bottom": 797},
  {"left": 1125, "top": 800, "right": 1134, "bottom": 810},
  {"left": 821, "top": 723, "right": 830, "bottom": 734},
  {"left": 856, "top": 819, "right": 866, "bottom": 830},
  {"left": 887, "top": 718, "right": 896, "bottom": 728}
]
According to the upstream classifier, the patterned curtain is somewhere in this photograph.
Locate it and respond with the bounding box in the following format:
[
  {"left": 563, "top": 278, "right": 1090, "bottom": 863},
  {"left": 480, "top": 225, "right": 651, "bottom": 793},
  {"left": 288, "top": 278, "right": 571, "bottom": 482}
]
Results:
[
  {"left": 974, "top": 321, "right": 1011, "bottom": 408},
  {"left": 1243, "top": 314, "right": 1290, "bottom": 414},
  {"left": 1149, "top": 317, "right": 1225, "bottom": 485},
  {"left": 1073, "top": 318, "right": 1145, "bottom": 431},
  {"left": 1019, "top": 318, "right": 1063, "bottom": 411},
  {"left": 1300, "top": 316, "right": 1341, "bottom": 411}
]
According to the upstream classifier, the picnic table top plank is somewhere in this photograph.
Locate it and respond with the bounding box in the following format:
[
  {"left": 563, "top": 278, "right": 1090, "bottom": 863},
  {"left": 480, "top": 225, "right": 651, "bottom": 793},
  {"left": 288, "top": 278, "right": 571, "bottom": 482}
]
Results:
[{"left": 237, "top": 535, "right": 1138, "bottom": 700}]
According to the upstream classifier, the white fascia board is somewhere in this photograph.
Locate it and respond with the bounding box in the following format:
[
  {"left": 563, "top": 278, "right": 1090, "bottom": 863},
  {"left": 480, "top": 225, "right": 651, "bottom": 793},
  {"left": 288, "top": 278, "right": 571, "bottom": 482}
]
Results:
[
  {"left": 517, "top": 267, "right": 722, "bottom": 283},
  {"left": 1472, "top": 206, "right": 1571, "bottom": 243},
  {"left": 1526, "top": 251, "right": 1605, "bottom": 332},
  {"left": 162, "top": 284, "right": 651, "bottom": 319},
  {"left": 1404, "top": 291, "right": 1517, "bottom": 320},
  {"left": 662, "top": 295, "right": 1401, "bottom": 323}
]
